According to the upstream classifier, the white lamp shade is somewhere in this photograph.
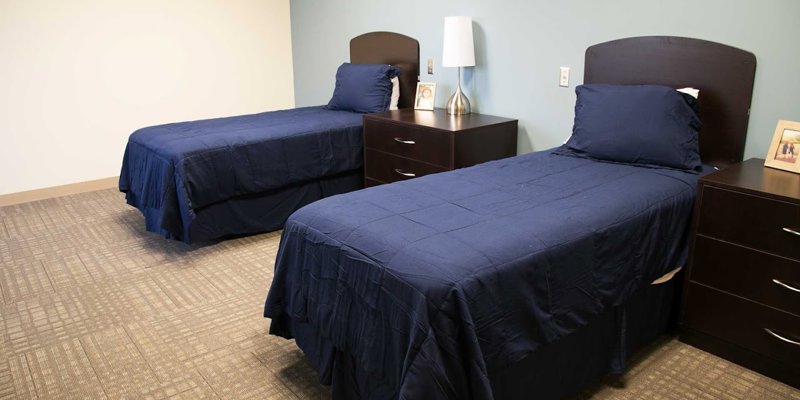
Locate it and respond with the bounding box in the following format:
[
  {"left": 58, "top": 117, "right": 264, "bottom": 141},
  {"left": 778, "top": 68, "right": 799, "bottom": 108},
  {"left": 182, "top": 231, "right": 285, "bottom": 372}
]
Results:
[{"left": 442, "top": 16, "right": 475, "bottom": 67}]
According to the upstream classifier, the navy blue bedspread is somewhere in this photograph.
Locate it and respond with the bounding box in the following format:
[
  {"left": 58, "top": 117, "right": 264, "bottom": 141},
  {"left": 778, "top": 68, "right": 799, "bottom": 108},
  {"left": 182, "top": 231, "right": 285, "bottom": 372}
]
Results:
[
  {"left": 264, "top": 149, "right": 705, "bottom": 399},
  {"left": 119, "top": 106, "right": 363, "bottom": 243}
]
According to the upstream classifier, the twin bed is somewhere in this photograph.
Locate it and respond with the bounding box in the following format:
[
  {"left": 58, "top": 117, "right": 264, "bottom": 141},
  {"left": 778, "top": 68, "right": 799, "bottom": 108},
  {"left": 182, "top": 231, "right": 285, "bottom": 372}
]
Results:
[
  {"left": 119, "top": 32, "right": 420, "bottom": 244},
  {"left": 264, "top": 36, "right": 756, "bottom": 399}
]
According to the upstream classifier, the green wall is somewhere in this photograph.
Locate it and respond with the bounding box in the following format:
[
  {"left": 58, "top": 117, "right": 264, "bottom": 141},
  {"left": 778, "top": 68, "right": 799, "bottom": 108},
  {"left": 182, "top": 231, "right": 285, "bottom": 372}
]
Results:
[{"left": 290, "top": 0, "right": 800, "bottom": 160}]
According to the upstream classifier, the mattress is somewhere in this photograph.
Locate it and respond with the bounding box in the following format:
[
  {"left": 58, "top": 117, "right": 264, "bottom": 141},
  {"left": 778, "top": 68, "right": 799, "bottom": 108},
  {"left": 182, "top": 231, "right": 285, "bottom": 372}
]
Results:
[
  {"left": 264, "top": 149, "right": 707, "bottom": 399},
  {"left": 119, "top": 106, "right": 364, "bottom": 243}
]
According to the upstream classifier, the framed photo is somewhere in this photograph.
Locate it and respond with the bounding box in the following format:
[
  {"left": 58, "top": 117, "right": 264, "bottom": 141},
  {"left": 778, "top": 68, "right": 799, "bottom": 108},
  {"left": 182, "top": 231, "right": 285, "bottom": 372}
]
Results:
[
  {"left": 764, "top": 120, "right": 800, "bottom": 173},
  {"left": 414, "top": 82, "right": 436, "bottom": 111}
]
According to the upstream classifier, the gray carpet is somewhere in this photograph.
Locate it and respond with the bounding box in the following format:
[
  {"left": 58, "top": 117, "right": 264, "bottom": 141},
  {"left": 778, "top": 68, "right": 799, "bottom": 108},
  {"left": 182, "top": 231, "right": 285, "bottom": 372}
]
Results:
[{"left": 0, "top": 188, "right": 797, "bottom": 399}]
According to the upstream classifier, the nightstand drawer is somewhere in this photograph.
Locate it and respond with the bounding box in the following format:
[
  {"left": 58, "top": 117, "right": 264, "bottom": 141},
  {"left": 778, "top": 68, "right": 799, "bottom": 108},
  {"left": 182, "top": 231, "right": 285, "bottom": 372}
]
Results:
[
  {"left": 364, "top": 150, "right": 448, "bottom": 184},
  {"left": 698, "top": 186, "right": 800, "bottom": 261},
  {"left": 691, "top": 236, "right": 800, "bottom": 316},
  {"left": 364, "top": 119, "right": 452, "bottom": 167},
  {"left": 683, "top": 283, "right": 800, "bottom": 370}
]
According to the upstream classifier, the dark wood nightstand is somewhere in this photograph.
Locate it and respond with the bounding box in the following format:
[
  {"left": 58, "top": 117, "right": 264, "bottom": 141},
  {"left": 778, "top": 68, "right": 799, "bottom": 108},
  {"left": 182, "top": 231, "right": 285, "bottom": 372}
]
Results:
[
  {"left": 680, "top": 158, "right": 800, "bottom": 388},
  {"left": 362, "top": 109, "right": 518, "bottom": 186}
]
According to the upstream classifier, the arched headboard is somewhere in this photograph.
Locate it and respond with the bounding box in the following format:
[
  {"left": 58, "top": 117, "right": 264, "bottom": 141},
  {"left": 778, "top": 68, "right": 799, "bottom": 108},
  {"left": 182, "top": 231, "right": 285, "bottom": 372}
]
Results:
[
  {"left": 585, "top": 36, "right": 756, "bottom": 169},
  {"left": 350, "top": 32, "right": 420, "bottom": 109}
]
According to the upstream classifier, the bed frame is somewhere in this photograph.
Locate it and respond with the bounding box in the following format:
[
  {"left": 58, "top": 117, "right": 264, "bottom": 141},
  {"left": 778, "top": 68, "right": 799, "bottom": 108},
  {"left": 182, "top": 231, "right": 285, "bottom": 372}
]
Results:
[
  {"left": 489, "top": 36, "right": 756, "bottom": 399},
  {"left": 183, "top": 32, "right": 419, "bottom": 243}
]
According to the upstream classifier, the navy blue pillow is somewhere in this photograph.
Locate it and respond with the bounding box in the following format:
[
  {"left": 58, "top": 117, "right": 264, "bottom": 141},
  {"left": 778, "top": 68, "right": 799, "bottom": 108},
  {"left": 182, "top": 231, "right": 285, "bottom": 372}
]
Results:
[
  {"left": 560, "top": 84, "right": 702, "bottom": 172},
  {"left": 325, "top": 63, "right": 401, "bottom": 113}
]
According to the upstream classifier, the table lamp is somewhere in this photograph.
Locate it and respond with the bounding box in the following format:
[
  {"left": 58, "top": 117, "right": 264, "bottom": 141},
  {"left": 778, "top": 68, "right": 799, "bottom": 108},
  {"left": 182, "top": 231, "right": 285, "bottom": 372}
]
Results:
[{"left": 442, "top": 16, "right": 475, "bottom": 115}]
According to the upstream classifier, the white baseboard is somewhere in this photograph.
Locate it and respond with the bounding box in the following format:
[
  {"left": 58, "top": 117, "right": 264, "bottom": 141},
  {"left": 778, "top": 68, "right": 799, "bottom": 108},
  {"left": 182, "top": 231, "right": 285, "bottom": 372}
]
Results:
[{"left": 0, "top": 177, "right": 119, "bottom": 207}]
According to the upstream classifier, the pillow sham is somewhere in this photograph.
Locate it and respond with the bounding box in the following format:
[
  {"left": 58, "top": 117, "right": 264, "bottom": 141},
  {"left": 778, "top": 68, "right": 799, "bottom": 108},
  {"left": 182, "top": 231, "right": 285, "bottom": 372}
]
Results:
[
  {"left": 325, "top": 63, "right": 401, "bottom": 113},
  {"left": 677, "top": 87, "right": 699, "bottom": 99},
  {"left": 560, "top": 87, "right": 700, "bottom": 145},
  {"left": 389, "top": 76, "right": 400, "bottom": 110},
  {"left": 560, "top": 84, "right": 702, "bottom": 172}
]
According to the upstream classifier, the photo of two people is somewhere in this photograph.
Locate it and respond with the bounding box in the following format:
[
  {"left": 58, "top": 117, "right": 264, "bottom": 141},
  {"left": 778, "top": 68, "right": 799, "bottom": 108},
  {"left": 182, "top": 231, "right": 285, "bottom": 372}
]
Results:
[
  {"left": 773, "top": 129, "right": 799, "bottom": 164},
  {"left": 765, "top": 120, "right": 800, "bottom": 173}
]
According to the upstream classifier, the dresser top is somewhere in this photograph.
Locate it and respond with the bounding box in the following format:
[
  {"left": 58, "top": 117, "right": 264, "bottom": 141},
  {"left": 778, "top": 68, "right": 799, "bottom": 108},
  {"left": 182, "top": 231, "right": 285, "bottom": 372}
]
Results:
[
  {"left": 702, "top": 158, "right": 800, "bottom": 203},
  {"left": 363, "top": 108, "right": 517, "bottom": 132}
]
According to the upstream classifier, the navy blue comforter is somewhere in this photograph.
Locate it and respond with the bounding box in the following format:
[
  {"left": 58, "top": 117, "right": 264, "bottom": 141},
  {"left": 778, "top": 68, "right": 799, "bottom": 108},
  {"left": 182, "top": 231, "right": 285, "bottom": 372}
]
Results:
[
  {"left": 265, "top": 149, "right": 704, "bottom": 399},
  {"left": 119, "top": 106, "right": 363, "bottom": 243}
]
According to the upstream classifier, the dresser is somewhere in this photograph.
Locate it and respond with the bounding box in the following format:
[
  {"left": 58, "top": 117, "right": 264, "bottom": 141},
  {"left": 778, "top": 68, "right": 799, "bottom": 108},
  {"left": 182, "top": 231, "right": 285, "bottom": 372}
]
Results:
[
  {"left": 362, "top": 109, "right": 518, "bottom": 186},
  {"left": 680, "top": 158, "right": 800, "bottom": 388}
]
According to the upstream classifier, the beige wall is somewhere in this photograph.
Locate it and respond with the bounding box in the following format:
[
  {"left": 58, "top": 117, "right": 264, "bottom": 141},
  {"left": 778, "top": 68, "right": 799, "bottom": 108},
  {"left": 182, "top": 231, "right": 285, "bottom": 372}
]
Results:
[{"left": 0, "top": 0, "right": 294, "bottom": 195}]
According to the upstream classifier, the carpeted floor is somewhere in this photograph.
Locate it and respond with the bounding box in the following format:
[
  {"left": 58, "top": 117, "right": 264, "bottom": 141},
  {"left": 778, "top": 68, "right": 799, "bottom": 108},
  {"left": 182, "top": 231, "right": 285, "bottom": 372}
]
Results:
[{"left": 0, "top": 188, "right": 797, "bottom": 399}]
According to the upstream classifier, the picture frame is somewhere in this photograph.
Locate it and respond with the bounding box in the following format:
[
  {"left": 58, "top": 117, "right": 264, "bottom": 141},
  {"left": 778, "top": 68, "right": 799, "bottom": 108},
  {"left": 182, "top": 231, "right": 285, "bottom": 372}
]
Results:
[
  {"left": 414, "top": 82, "right": 436, "bottom": 111},
  {"left": 764, "top": 120, "right": 800, "bottom": 173}
]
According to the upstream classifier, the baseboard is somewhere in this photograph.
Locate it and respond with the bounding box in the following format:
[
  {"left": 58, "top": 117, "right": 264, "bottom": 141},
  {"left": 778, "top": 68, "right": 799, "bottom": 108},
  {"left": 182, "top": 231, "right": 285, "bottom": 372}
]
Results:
[{"left": 0, "top": 177, "right": 119, "bottom": 207}]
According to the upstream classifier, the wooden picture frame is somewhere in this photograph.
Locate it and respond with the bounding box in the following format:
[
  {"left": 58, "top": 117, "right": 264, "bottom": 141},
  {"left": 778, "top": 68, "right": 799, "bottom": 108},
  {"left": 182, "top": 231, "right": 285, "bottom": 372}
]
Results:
[
  {"left": 764, "top": 120, "right": 800, "bottom": 173},
  {"left": 414, "top": 82, "right": 436, "bottom": 111}
]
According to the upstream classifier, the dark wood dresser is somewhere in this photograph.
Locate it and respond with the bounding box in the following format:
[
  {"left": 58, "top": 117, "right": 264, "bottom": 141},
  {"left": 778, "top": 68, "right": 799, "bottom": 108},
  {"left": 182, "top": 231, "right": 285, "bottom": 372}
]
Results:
[
  {"left": 362, "top": 109, "right": 518, "bottom": 186},
  {"left": 680, "top": 158, "right": 800, "bottom": 388}
]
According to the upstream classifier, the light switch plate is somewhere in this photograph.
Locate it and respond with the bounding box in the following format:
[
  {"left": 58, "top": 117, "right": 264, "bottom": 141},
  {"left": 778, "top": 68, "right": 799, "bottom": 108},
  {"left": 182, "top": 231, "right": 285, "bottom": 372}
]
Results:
[
  {"left": 559, "top": 67, "right": 570, "bottom": 87},
  {"left": 427, "top": 59, "right": 434, "bottom": 75}
]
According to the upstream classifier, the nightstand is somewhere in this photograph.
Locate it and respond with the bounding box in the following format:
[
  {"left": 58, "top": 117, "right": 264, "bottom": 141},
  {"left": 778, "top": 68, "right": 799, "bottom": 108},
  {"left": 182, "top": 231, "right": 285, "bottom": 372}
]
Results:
[
  {"left": 680, "top": 158, "right": 800, "bottom": 388},
  {"left": 362, "top": 109, "right": 518, "bottom": 186}
]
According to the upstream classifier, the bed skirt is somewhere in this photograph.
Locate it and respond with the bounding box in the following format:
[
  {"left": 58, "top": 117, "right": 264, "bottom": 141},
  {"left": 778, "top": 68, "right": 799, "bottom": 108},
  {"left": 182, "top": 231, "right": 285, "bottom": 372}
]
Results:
[
  {"left": 488, "top": 271, "right": 682, "bottom": 399},
  {"left": 135, "top": 170, "right": 363, "bottom": 244},
  {"left": 285, "top": 269, "right": 681, "bottom": 400}
]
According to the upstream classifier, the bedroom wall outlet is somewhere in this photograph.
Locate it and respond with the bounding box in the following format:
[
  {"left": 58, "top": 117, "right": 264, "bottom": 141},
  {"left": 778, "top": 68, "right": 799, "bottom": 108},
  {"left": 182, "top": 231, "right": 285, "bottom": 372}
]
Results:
[
  {"left": 427, "top": 59, "right": 434, "bottom": 75},
  {"left": 559, "top": 67, "right": 570, "bottom": 87}
]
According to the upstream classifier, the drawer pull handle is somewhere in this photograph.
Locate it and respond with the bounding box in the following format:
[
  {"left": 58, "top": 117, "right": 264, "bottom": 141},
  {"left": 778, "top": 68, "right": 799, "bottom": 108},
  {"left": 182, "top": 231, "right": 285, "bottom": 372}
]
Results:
[
  {"left": 783, "top": 227, "right": 800, "bottom": 236},
  {"left": 772, "top": 279, "right": 800, "bottom": 293},
  {"left": 393, "top": 138, "right": 416, "bottom": 145},
  {"left": 394, "top": 168, "right": 416, "bottom": 177},
  {"left": 764, "top": 328, "right": 800, "bottom": 347}
]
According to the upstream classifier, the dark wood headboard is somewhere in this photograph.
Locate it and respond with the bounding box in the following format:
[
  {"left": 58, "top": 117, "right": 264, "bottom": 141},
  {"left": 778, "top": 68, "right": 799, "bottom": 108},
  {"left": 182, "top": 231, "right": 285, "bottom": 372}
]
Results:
[
  {"left": 350, "top": 32, "right": 420, "bottom": 109},
  {"left": 585, "top": 36, "right": 757, "bottom": 169}
]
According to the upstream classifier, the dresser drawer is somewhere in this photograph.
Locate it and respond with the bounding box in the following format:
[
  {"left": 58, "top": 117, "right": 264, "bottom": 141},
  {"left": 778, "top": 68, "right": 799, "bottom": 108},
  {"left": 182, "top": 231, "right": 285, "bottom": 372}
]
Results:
[
  {"left": 364, "top": 150, "right": 448, "bottom": 184},
  {"left": 364, "top": 119, "right": 452, "bottom": 168},
  {"left": 697, "top": 186, "right": 800, "bottom": 261},
  {"left": 691, "top": 236, "right": 800, "bottom": 316},
  {"left": 683, "top": 283, "right": 800, "bottom": 370}
]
